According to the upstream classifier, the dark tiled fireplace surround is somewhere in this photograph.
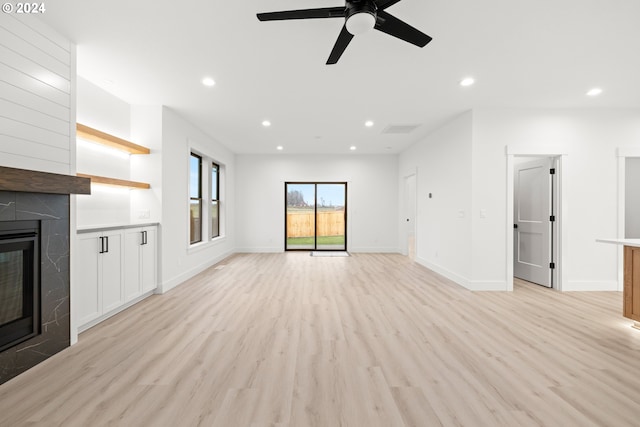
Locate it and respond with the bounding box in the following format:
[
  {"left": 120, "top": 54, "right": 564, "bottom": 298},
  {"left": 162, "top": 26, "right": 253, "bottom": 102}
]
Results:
[{"left": 0, "top": 166, "right": 90, "bottom": 385}]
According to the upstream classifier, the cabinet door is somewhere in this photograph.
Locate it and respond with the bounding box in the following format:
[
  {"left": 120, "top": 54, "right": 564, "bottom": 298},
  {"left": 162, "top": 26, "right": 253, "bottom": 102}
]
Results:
[
  {"left": 124, "top": 229, "right": 143, "bottom": 301},
  {"left": 76, "top": 233, "right": 102, "bottom": 326},
  {"left": 624, "top": 246, "right": 640, "bottom": 321},
  {"left": 141, "top": 227, "right": 157, "bottom": 293},
  {"left": 101, "top": 231, "right": 124, "bottom": 313}
]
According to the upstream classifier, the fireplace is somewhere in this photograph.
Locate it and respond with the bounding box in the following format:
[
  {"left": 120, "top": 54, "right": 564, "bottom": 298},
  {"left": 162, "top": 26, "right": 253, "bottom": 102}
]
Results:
[
  {"left": 0, "top": 220, "right": 39, "bottom": 352},
  {"left": 0, "top": 166, "right": 90, "bottom": 385}
]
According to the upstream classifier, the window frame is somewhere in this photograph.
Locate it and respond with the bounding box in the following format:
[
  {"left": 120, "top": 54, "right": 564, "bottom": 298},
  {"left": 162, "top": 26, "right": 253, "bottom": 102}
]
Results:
[
  {"left": 211, "top": 161, "right": 220, "bottom": 239},
  {"left": 189, "top": 152, "right": 203, "bottom": 245}
]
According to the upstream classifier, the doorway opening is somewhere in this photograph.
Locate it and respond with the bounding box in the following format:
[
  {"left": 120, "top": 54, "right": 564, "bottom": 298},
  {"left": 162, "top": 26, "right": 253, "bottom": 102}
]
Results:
[
  {"left": 285, "top": 182, "right": 347, "bottom": 251},
  {"left": 508, "top": 153, "right": 564, "bottom": 291}
]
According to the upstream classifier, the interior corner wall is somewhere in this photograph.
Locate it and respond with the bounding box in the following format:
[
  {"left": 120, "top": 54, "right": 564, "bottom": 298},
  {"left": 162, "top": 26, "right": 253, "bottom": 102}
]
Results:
[
  {"left": 398, "top": 111, "right": 473, "bottom": 287},
  {"left": 160, "top": 107, "right": 235, "bottom": 293},
  {"left": 234, "top": 154, "right": 399, "bottom": 253},
  {"left": 471, "top": 108, "right": 640, "bottom": 291}
]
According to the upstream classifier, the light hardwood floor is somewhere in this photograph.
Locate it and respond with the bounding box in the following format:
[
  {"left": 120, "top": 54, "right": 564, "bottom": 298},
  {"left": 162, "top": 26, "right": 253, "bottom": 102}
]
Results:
[{"left": 1, "top": 253, "right": 640, "bottom": 426}]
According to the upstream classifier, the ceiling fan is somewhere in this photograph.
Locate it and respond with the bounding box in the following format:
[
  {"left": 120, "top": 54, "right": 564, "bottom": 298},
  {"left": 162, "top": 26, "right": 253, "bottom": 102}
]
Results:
[{"left": 257, "top": 0, "right": 432, "bottom": 65}]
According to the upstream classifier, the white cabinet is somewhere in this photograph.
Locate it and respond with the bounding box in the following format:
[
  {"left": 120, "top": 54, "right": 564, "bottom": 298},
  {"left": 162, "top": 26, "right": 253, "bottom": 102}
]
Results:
[
  {"left": 124, "top": 226, "right": 157, "bottom": 300},
  {"left": 76, "top": 230, "right": 124, "bottom": 327},
  {"left": 76, "top": 224, "right": 157, "bottom": 331}
]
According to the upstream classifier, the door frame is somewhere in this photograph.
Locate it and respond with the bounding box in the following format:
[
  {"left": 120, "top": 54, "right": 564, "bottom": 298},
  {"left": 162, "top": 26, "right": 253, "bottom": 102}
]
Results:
[
  {"left": 506, "top": 148, "right": 567, "bottom": 291},
  {"left": 284, "top": 182, "right": 348, "bottom": 251}
]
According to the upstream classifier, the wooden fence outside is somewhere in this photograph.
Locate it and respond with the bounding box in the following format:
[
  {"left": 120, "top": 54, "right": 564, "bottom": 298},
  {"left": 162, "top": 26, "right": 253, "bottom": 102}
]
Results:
[{"left": 287, "top": 210, "right": 345, "bottom": 237}]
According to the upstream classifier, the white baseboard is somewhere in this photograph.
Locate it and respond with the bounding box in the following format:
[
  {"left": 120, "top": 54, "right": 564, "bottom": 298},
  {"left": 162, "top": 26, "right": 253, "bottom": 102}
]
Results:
[
  {"left": 415, "top": 257, "right": 470, "bottom": 289},
  {"left": 160, "top": 250, "right": 235, "bottom": 294},
  {"left": 415, "top": 258, "right": 508, "bottom": 291}
]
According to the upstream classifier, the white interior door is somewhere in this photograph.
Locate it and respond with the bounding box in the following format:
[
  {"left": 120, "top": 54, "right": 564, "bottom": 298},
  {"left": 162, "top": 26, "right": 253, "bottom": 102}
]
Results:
[
  {"left": 514, "top": 158, "right": 553, "bottom": 287},
  {"left": 404, "top": 174, "right": 416, "bottom": 260}
]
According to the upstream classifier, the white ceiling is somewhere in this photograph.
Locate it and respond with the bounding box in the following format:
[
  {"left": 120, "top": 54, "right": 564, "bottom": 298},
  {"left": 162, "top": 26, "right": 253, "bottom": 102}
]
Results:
[{"left": 40, "top": 0, "right": 640, "bottom": 154}]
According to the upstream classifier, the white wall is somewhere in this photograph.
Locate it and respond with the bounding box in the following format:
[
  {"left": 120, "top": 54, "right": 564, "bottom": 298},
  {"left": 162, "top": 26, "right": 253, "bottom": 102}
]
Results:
[
  {"left": 472, "top": 108, "right": 640, "bottom": 291},
  {"left": 400, "top": 108, "right": 640, "bottom": 291},
  {"left": 625, "top": 157, "right": 640, "bottom": 238},
  {"left": 159, "top": 107, "right": 235, "bottom": 292},
  {"left": 0, "top": 14, "right": 74, "bottom": 174},
  {"left": 399, "top": 112, "right": 473, "bottom": 286},
  {"left": 76, "top": 79, "right": 163, "bottom": 227},
  {"left": 235, "top": 154, "right": 399, "bottom": 253}
]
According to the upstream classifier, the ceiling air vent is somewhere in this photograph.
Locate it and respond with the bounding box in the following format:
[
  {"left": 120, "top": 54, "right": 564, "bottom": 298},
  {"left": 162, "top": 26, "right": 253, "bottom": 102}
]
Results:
[{"left": 382, "top": 124, "right": 421, "bottom": 134}]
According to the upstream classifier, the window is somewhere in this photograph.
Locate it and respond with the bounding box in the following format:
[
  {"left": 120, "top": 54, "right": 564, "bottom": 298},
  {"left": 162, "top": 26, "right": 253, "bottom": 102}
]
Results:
[
  {"left": 211, "top": 162, "right": 220, "bottom": 239},
  {"left": 189, "top": 150, "right": 223, "bottom": 246},
  {"left": 189, "top": 153, "right": 202, "bottom": 244}
]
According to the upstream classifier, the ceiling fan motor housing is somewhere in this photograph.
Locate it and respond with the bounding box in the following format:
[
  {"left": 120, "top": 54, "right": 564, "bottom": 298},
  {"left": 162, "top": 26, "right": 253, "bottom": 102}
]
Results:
[{"left": 345, "top": 0, "right": 378, "bottom": 35}]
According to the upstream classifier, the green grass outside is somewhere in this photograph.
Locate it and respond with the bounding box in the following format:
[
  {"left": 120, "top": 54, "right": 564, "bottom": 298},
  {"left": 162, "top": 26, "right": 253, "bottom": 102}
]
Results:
[{"left": 287, "top": 235, "right": 345, "bottom": 246}]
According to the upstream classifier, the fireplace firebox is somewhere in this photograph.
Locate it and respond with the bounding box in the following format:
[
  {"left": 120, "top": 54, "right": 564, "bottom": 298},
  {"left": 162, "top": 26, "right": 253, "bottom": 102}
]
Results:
[{"left": 0, "top": 220, "right": 40, "bottom": 352}]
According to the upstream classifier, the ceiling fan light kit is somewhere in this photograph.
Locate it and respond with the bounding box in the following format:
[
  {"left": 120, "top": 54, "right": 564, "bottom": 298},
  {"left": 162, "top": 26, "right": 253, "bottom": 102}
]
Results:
[{"left": 257, "top": 0, "right": 432, "bottom": 64}]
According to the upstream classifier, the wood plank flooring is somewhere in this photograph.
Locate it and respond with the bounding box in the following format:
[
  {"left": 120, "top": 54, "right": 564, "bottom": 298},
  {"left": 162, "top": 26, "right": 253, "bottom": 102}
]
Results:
[{"left": 1, "top": 253, "right": 640, "bottom": 426}]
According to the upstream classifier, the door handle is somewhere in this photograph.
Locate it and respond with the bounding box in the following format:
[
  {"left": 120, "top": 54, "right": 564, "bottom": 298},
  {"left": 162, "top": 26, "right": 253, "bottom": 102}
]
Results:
[
  {"left": 514, "top": 224, "right": 518, "bottom": 229},
  {"left": 99, "top": 236, "right": 105, "bottom": 254},
  {"left": 105, "top": 236, "right": 109, "bottom": 253}
]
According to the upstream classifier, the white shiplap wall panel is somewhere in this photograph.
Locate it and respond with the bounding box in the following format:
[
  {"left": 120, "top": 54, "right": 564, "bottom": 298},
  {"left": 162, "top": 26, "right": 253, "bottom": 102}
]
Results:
[
  {"left": 0, "top": 16, "right": 70, "bottom": 71},
  {"left": 10, "top": 13, "right": 70, "bottom": 55},
  {"left": 0, "top": 62, "right": 69, "bottom": 106},
  {"left": 0, "top": 98, "right": 69, "bottom": 136},
  {"left": 0, "top": 134, "right": 69, "bottom": 165},
  {"left": 0, "top": 43, "right": 70, "bottom": 93},
  {"left": 0, "top": 80, "right": 69, "bottom": 121},
  {"left": 0, "top": 14, "right": 73, "bottom": 174},
  {"left": 0, "top": 150, "right": 70, "bottom": 175},
  {"left": 0, "top": 116, "right": 69, "bottom": 149}
]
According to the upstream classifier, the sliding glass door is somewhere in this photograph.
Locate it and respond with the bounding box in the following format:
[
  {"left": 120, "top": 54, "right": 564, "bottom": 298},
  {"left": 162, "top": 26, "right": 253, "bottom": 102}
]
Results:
[{"left": 285, "top": 182, "right": 347, "bottom": 251}]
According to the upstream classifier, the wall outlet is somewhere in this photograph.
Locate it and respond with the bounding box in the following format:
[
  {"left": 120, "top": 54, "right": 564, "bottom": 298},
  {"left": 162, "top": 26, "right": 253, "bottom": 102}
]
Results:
[{"left": 137, "top": 210, "right": 150, "bottom": 219}]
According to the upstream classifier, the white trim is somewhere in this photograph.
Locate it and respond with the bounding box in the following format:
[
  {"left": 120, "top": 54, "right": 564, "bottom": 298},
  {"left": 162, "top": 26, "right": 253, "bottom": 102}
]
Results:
[
  {"left": 159, "top": 249, "right": 234, "bottom": 293},
  {"left": 415, "top": 257, "right": 470, "bottom": 289}
]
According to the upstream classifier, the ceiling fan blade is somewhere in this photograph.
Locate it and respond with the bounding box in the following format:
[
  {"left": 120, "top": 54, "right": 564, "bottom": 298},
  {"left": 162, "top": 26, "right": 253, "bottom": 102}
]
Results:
[
  {"left": 326, "top": 25, "right": 354, "bottom": 65},
  {"left": 375, "top": 0, "right": 403, "bottom": 11},
  {"left": 257, "top": 7, "right": 345, "bottom": 21},
  {"left": 374, "top": 10, "right": 432, "bottom": 47}
]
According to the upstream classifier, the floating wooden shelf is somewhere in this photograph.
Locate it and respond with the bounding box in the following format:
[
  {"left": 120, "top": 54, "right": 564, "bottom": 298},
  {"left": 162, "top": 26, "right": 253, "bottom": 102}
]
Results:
[
  {"left": 76, "top": 123, "right": 150, "bottom": 155},
  {"left": 77, "top": 174, "right": 151, "bottom": 190}
]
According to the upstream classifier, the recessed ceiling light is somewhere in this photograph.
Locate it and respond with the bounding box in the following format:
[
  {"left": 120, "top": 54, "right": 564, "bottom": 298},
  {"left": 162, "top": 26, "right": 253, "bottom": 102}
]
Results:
[
  {"left": 586, "top": 87, "right": 603, "bottom": 97},
  {"left": 262, "top": 120, "right": 271, "bottom": 127},
  {"left": 460, "top": 77, "right": 475, "bottom": 87},
  {"left": 276, "top": 145, "right": 284, "bottom": 151},
  {"left": 365, "top": 120, "right": 374, "bottom": 127},
  {"left": 202, "top": 77, "right": 215, "bottom": 87},
  {"left": 350, "top": 146, "right": 357, "bottom": 151}
]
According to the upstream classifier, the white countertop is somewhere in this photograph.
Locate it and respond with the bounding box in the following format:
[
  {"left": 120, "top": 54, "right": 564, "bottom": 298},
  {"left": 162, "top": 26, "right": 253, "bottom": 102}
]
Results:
[
  {"left": 77, "top": 222, "right": 159, "bottom": 234},
  {"left": 596, "top": 238, "right": 640, "bottom": 248}
]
